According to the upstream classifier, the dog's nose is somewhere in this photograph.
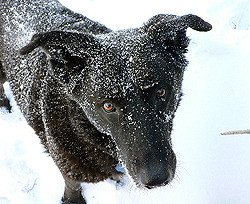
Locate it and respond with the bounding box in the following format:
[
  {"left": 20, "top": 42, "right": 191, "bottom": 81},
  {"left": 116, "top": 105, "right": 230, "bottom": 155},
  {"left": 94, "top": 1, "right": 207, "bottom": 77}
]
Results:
[
  {"left": 136, "top": 151, "right": 176, "bottom": 188},
  {"left": 138, "top": 166, "right": 173, "bottom": 188}
]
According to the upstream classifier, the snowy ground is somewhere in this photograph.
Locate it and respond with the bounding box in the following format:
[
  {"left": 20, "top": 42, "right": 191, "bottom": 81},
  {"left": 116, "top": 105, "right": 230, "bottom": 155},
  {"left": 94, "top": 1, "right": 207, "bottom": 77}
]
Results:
[{"left": 0, "top": 0, "right": 250, "bottom": 203}]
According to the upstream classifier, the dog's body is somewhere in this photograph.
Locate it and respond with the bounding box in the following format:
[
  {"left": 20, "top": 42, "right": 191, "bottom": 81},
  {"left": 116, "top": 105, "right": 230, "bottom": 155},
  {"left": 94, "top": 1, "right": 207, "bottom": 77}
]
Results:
[{"left": 0, "top": 0, "right": 211, "bottom": 203}]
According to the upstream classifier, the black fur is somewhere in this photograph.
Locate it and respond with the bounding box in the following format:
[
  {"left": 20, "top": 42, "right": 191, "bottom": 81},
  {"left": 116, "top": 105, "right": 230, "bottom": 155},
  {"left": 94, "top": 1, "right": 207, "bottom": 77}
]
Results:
[
  {"left": 0, "top": 0, "right": 212, "bottom": 203},
  {"left": 0, "top": 62, "right": 11, "bottom": 112}
]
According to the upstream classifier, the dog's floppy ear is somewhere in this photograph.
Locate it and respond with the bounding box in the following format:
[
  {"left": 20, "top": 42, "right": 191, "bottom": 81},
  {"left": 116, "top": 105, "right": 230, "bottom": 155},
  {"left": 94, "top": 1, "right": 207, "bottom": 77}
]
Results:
[
  {"left": 144, "top": 14, "right": 212, "bottom": 54},
  {"left": 20, "top": 31, "right": 100, "bottom": 84}
]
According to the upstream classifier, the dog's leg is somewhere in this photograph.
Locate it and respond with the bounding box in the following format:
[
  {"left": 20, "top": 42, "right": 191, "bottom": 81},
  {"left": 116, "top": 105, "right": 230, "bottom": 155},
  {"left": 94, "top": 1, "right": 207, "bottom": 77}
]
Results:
[
  {"left": 0, "top": 61, "right": 11, "bottom": 112},
  {"left": 62, "top": 177, "right": 86, "bottom": 204}
]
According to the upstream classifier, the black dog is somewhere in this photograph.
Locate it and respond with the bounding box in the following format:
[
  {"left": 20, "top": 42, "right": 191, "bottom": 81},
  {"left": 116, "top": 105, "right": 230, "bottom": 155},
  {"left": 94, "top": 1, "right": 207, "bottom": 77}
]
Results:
[{"left": 0, "top": 0, "right": 212, "bottom": 203}]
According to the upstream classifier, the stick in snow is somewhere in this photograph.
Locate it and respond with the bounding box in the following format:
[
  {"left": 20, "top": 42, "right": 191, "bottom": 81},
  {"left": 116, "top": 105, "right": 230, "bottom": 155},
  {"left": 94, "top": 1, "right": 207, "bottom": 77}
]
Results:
[{"left": 221, "top": 129, "right": 250, "bottom": 135}]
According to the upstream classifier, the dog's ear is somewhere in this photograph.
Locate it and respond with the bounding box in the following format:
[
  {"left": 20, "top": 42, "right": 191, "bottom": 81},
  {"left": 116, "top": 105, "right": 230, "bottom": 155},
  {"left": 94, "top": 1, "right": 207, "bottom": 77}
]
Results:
[
  {"left": 19, "top": 31, "right": 100, "bottom": 84},
  {"left": 144, "top": 14, "right": 212, "bottom": 54}
]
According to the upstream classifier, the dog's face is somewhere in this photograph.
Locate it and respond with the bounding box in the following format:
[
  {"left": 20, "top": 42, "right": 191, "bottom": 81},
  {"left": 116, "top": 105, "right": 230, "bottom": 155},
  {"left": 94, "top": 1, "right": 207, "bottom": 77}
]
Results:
[
  {"left": 81, "top": 30, "right": 184, "bottom": 187},
  {"left": 20, "top": 14, "right": 211, "bottom": 188}
]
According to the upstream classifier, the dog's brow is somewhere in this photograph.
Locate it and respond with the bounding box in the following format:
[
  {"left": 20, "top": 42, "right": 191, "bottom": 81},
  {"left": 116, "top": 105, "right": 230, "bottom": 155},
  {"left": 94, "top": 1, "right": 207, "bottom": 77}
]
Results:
[{"left": 140, "top": 82, "right": 158, "bottom": 90}]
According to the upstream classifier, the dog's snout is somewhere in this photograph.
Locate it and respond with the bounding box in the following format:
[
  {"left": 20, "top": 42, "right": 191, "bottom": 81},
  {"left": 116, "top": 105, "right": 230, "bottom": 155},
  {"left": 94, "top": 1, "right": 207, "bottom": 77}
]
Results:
[
  {"left": 136, "top": 153, "right": 176, "bottom": 188},
  {"left": 139, "top": 168, "right": 173, "bottom": 188}
]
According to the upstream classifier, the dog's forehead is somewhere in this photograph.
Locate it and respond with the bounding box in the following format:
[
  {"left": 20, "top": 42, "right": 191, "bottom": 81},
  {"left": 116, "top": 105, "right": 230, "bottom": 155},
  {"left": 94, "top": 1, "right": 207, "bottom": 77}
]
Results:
[
  {"left": 87, "top": 29, "right": 183, "bottom": 98},
  {"left": 97, "top": 29, "right": 153, "bottom": 71},
  {"left": 86, "top": 64, "right": 158, "bottom": 99},
  {"left": 98, "top": 31, "right": 158, "bottom": 76}
]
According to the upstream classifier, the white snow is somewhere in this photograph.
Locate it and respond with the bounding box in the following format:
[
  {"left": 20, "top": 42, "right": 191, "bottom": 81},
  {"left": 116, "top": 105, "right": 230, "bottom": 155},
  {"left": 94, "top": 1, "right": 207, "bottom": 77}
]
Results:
[{"left": 1, "top": 0, "right": 250, "bottom": 203}]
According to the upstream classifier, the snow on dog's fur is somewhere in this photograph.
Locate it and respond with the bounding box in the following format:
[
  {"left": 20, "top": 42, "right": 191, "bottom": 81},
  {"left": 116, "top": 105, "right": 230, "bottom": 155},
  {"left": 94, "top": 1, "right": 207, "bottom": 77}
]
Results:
[{"left": 0, "top": 0, "right": 212, "bottom": 203}]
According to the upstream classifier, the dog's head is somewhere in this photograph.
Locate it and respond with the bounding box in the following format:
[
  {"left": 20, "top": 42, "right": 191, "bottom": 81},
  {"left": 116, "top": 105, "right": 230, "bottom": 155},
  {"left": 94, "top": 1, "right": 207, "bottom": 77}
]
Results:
[{"left": 20, "top": 14, "right": 212, "bottom": 188}]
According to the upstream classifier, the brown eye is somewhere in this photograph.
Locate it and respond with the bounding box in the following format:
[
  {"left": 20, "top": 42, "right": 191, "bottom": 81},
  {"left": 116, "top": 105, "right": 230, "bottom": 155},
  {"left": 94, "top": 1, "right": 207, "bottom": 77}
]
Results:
[
  {"left": 156, "top": 88, "right": 166, "bottom": 97},
  {"left": 103, "top": 101, "right": 115, "bottom": 112}
]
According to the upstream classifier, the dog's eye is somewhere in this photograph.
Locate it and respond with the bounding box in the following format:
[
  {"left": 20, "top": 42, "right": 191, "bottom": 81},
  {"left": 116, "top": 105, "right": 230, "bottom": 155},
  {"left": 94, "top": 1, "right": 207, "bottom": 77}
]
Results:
[
  {"left": 103, "top": 101, "right": 115, "bottom": 112},
  {"left": 156, "top": 88, "right": 166, "bottom": 97}
]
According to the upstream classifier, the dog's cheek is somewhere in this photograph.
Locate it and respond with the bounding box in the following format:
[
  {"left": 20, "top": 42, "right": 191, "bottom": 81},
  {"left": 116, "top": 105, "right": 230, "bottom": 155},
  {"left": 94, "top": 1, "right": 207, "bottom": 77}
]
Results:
[{"left": 79, "top": 100, "right": 115, "bottom": 135}]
